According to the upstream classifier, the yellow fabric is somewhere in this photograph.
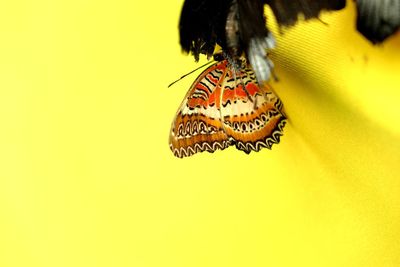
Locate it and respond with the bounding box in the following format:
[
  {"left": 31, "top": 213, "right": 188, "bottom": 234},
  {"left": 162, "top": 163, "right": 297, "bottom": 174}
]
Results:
[{"left": 0, "top": 1, "right": 399, "bottom": 266}]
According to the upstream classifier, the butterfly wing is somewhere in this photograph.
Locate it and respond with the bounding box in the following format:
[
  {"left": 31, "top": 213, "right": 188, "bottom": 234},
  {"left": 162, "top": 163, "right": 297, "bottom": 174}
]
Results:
[
  {"left": 356, "top": 0, "right": 400, "bottom": 44},
  {"left": 220, "top": 63, "right": 286, "bottom": 153},
  {"left": 265, "top": 0, "right": 346, "bottom": 26},
  {"left": 169, "top": 61, "right": 232, "bottom": 158},
  {"left": 179, "top": 0, "right": 232, "bottom": 61}
]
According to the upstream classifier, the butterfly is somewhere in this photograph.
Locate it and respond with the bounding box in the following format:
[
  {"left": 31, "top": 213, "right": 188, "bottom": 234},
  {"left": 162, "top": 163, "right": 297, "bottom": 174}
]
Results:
[{"left": 169, "top": 54, "right": 286, "bottom": 158}]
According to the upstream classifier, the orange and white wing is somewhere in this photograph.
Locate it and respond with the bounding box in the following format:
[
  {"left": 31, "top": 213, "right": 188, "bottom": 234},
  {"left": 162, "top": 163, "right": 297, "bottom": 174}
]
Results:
[
  {"left": 169, "top": 61, "right": 232, "bottom": 158},
  {"left": 219, "top": 64, "right": 286, "bottom": 153}
]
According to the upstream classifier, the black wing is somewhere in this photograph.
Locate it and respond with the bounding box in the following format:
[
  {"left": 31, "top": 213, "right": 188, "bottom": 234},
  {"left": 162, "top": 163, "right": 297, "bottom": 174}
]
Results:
[
  {"left": 265, "top": 0, "right": 346, "bottom": 26},
  {"left": 179, "top": 0, "right": 233, "bottom": 61},
  {"left": 356, "top": 0, "right": 400, "bottom": 44}
]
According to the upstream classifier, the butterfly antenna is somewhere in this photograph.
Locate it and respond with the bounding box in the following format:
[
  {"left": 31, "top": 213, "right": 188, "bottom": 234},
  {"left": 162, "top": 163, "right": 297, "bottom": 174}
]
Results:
[{"left": 168, "top": 60, "right": 215, "bottom": 88}]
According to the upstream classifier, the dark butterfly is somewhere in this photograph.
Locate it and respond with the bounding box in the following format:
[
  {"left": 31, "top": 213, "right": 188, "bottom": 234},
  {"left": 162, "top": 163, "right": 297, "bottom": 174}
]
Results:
[
  {"left": 179, "top": 0, "right": 399, "bottom": 83},
  {"left": 179, "top": 0, "right": 346, "bottom": 84}
]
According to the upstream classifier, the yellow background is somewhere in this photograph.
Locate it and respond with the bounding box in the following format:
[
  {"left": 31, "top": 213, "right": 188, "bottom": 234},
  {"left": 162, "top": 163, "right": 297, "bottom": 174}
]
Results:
[{"left": 0, "top": 1, "right": 399, "bottom": 266}]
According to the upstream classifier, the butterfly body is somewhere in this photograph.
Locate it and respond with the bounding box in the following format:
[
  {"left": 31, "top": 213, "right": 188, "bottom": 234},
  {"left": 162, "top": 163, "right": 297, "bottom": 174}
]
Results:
[{"left": 169, "top": 58, "right": 286, "bottom": 158}]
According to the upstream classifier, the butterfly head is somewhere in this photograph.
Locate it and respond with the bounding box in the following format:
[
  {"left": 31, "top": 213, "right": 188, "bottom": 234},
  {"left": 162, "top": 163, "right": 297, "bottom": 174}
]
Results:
[{"left": 213, "top": 52, "right": 248, "bottom": 75}]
